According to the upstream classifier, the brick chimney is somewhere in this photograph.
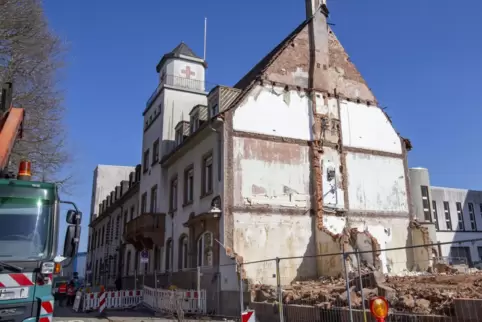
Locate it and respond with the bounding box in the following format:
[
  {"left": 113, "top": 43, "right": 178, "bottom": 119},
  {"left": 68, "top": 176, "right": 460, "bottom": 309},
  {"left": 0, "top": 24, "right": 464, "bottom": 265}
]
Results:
[{"left": 305, "top": 0, "right": 330, "bottom": 90}]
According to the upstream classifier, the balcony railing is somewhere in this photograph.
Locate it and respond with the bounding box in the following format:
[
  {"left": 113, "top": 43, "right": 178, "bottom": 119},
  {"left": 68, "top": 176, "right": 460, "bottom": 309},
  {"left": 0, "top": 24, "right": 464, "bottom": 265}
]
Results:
[
  {"left": 124, "top": 212, "right": 166, "bottom": 250},
  {"left": 146, "top": 74, "right": 207, "bottom": 108}
]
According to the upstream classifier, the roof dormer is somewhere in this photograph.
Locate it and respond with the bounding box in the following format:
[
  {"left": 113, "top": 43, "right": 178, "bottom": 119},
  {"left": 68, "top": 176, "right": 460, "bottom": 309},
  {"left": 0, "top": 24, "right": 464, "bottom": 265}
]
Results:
[
  {"left": 189, "top": 104, "right": 208, "bottom": 133},
  {"left": 175, "top": 121, "right": 190, "bottom": 146}
]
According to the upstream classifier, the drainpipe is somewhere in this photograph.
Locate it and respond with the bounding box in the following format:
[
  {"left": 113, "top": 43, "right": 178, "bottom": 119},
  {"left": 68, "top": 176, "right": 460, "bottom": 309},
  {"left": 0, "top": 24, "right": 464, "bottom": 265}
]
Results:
[{"left": 209, "top": 117, "right": 224, "bottom": 181}]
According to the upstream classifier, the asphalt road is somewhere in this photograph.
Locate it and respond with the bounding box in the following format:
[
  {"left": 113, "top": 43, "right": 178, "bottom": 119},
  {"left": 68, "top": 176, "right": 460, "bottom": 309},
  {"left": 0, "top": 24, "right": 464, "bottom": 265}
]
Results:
[
  {"left": 52, "top": 305, "right": 236, "bottom": 322},
  {"left": 53, "top": 305, "right": 163, "bottom": 321}
]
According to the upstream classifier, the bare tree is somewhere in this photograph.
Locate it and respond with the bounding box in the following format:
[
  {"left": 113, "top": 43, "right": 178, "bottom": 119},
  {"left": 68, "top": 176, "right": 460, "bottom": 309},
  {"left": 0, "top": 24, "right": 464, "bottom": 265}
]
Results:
[{"left": 0, "top": 0, "right": 73, "bottom": 192}]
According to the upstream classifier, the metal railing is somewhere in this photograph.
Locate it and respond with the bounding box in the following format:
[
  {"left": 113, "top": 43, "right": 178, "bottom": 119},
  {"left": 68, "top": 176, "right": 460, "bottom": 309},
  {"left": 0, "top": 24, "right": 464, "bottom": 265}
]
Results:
[
  {"left": 146, "top": 74, "right": 208, "bottom": 108},
  {"left": 238, "top": 238, "right": 482, "bottom": 322}
]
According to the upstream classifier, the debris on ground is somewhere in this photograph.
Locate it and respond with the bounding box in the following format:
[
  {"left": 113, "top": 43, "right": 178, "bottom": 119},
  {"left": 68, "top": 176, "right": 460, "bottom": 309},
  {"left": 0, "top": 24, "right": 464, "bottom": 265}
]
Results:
[{"left": 251, "top": 268, "right": 482, "bottom": 316}]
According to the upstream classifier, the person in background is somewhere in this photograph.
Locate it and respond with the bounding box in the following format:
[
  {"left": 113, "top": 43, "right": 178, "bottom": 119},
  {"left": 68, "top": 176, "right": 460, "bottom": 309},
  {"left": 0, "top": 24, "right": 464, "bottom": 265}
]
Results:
[
  {"left": 72, "top": 272, "right": 80, "bottom": 290},
  {"left": 56, "top": 282, "right": 67, "bottom": 307},
  {"left": 67, "top": 281, "right": 76, "bottom": 306}
]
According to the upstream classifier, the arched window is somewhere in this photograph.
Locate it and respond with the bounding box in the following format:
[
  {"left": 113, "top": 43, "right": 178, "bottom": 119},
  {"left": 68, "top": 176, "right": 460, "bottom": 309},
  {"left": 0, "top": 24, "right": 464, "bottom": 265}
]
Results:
[
  {"left": 179, "top": 235, "right": 189, "bottom": 270},
  {"left": 125, "top": 251, "right": 131, "bottom": 276},
  {"left": 165, "top": 239, "right": 173, "bottom": 271},
  {"left": 197, "top": 232, "right": 213, "bottom": 267}
]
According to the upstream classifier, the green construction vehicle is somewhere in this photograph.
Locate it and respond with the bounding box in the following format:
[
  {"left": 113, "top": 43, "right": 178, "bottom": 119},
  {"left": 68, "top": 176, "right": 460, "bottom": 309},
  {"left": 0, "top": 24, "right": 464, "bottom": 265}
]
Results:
[{"left": 0, "top": 82, "right": 82, "bottom": 321}]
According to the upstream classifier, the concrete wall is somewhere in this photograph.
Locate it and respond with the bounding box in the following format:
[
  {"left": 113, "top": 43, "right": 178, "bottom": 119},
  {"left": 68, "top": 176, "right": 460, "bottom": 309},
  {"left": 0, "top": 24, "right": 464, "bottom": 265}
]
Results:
[
  {"left": 232, "top": 86, "right": 313, "bottom": 141},
  {"left": 345, "top": 152, "right": 407, "bottom": 212},
  {"left": 229, "top": 82, "right": 410, "bottom": 283}
]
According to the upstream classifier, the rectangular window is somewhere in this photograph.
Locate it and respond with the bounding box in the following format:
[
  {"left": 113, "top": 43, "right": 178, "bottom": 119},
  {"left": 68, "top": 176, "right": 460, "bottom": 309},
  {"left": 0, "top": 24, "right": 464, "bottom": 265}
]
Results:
[
  {"left": 469, "top": 203, "right": 477, "bottom": 231},
  {"left": 456, "top": 202, "right": 465, "bottom": 231},
  {"left": 175, "top": 129, "right": 183, "bottom": 146},
  {"left": 141, "top": 192, "right": 147, "bottom": 214},
  {"left": 444, "top": 202, "right": 452, "bottom": 230},
  {"left": 152, "top": 139, "right": 159, "bottom": 164},
  {"left": 115, "top": 215, "right": 121, "bottom": 240},
  {"left": 101, "top": 226, "right": 105, "bottom": 246},
  {"left": 202, "top": 154, "right": 213, "bottom": 196},
  {"left": 190, "top": 114, "right": 199, "bottom": 133},
  {"left": 210, "top": 104, "right": 219, "bottom": 118},
  {"left": 432, "top": 200, "right": 439, "bottom": 230},
  {"left": 130, "top": 206, "right": 135, "bottom": 221},
  {"left": 150, "top": 185, "right": 158, "bottom": 212},
  {"left": 478, "top": 247, "right": 482, "bottom": 261},
  {"left": 184, "top": 166, "right": 194, "bottom": 204},
  {"left": 170, "top": 176, "right": 178, "bottom": 211},
  {"left": 420, "top": 185, "right": 431, "bottom": 221},
  {"left": 143, "top": 149, "right": 150, "bottom": 173},
  {"left": 123, "top": 210, "right": 128, "bottom": 233}
]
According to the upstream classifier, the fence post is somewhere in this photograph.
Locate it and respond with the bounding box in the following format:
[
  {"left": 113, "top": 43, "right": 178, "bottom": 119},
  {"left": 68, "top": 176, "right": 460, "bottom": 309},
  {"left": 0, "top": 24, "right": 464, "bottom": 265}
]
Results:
[
  {"left": 197, "top": 266, "right": 201, "bottom": 309},
  {"left": 276, "top": 257, "right": 284, "bottom": 322},
  {"left": 342, "top": 249, "right": 354, "bottom": 322},
  {"left": 154, "top": 270, "right": 158, "bottom": 290},
  {"left": 239, "top": 262, "right": 244, "bottom": 315},
  {"left": 356, "top": 250, "right": 368, "bottom": 322}
]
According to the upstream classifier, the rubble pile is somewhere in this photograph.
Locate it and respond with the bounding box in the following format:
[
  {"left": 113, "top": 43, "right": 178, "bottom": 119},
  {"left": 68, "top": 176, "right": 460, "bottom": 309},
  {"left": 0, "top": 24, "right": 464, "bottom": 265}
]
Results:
[{"left": 251, "top": 267, "right": 482, "bottom": 316}]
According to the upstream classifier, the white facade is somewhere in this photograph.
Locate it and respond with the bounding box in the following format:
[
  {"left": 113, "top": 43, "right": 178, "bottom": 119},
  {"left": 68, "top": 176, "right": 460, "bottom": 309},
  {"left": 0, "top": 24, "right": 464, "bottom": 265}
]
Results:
[
  {"left": 229, "top": 83, "right": 410, "bottom": 286},
  {"left": 89, "top": 165, "right": 135, "bottom": 222},
  {"left": 409, "top": 167, "right": 482, "bottom": 267},
  {"left": 431, "top": 186, "right": 482, "bottom": 265},
  {"left": 87, "top": 166, "right": 140, "bottom": 286},
  {"left": 87, "top": 165, "right": 135, "bottom": 277}
]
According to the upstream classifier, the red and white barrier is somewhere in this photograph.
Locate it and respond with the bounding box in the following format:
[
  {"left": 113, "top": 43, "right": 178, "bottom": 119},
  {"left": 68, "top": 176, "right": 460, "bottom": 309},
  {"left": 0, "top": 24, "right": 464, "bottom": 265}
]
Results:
[
  {"left": 98, "top": 289, "right": 106, "bottom": 313},
  {"left": 142, "top": 286, "right": 207, "bottom": 314},
  {"left": 242, "top": 310, "right": 256, "bottom": 322},
  {"left": 74, "top": 289, "right": 143, "bottom": 312}
]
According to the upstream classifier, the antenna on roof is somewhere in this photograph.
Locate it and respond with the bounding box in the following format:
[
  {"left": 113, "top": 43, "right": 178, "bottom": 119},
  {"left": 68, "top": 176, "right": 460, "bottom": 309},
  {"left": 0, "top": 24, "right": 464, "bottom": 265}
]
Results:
[{"left": 203, "top": 17, "right": 207, "bottom": 61}]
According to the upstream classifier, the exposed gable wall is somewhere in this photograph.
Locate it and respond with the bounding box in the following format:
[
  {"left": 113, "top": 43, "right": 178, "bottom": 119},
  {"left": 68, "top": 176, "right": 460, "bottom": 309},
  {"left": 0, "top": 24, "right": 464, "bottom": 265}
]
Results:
[{"left": 263, "top": 26, "right": 376, "bottom": 103}]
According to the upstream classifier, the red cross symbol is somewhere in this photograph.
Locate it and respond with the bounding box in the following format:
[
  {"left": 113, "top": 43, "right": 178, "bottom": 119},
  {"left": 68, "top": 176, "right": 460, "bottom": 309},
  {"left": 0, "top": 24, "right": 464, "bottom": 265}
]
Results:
[{"left": 181, "top": 66, "right": 196, "bottom": 79}]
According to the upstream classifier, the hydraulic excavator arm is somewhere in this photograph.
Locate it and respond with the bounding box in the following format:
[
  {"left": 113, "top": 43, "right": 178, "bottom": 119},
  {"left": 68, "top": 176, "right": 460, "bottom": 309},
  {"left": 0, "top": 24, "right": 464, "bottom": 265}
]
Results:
[{"left": 0, "top": 82, "right": 24, "bottom": 174}]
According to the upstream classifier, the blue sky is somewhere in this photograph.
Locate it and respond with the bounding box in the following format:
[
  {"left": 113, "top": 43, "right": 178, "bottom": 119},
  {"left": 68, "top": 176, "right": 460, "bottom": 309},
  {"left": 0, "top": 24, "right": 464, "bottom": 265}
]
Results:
[{"left": 43, "top": 0, "right": 482, "bottom": 252}]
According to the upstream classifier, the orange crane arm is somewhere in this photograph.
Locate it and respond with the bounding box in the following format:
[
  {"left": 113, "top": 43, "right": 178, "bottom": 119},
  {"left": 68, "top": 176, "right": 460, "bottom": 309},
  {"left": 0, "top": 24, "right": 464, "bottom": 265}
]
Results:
[{"left": 0, "top": 83, "right": 24, "bottom": 172}]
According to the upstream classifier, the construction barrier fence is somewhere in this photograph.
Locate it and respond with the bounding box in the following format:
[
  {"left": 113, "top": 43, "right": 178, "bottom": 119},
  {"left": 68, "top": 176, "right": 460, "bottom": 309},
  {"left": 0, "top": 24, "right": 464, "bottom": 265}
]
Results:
[
  {"left": 73, "top": 289, "right": 143, "bottom": 312},
  {"left": 142, "top": 286, "right": 207, "bottom": 315}
]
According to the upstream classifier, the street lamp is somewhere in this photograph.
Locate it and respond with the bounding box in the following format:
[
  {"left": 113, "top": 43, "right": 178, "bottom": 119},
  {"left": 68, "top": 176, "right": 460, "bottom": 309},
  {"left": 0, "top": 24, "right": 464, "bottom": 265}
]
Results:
[{"left": 210, "top": 196, "right": 222, "bottom": 217}]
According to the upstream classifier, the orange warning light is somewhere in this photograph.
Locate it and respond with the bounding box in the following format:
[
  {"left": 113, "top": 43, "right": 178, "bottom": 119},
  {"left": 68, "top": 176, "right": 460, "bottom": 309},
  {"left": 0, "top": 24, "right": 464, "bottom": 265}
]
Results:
[
  {"left": 370, "top": 296, "right": 389, "bottom": 321},
  {"left": 18, "top": 160, "right": 31, "bottom": 178}
]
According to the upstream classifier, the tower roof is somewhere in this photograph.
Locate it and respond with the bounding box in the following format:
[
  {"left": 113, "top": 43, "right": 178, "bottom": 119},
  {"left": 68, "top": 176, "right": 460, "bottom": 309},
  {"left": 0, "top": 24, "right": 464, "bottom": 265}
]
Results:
[{"left": 156, "top": 42, "right": 205, "bottom": 73}]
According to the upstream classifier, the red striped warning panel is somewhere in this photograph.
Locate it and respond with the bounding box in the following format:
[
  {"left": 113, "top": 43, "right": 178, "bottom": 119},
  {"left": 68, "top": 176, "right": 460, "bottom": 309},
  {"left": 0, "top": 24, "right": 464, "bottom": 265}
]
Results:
[
  {"left": 41, "top": 300, "right": 54, "bottom": 315},
  {"left": 39, "top": 316, "right": 52, "bottom": 322},
  {"left": 0, "top": 273, "right": 34, "bottom": 288},
  {"left": 242, "top": 310, "right": 256, "bottom": 322}
]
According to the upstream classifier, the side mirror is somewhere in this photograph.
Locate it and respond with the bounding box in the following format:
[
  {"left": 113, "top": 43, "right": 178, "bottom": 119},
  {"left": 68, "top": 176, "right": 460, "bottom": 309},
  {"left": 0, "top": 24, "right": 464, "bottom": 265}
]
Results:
[
  {"left": 63, "top": 225, "right": 81, "bottom": 258},
  {"left": 66, "top": 210, "right": 82, "bottom": 225}
]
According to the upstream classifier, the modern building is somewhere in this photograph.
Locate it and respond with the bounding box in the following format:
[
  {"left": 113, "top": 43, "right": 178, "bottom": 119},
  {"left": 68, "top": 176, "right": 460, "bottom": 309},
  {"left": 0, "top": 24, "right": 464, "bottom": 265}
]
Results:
[
  {"left": 87, "top": 165, "right": 140, "bottom": 286},
  {"left": 409, "top": 167, "right": 482, "bottom": 267}
]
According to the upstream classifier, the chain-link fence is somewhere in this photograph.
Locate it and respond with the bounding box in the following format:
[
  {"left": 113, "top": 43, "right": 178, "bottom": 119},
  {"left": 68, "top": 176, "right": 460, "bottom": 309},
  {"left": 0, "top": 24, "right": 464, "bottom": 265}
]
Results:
[{"left": 241, "top": 238, "right": 482, "bottom": 322}]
